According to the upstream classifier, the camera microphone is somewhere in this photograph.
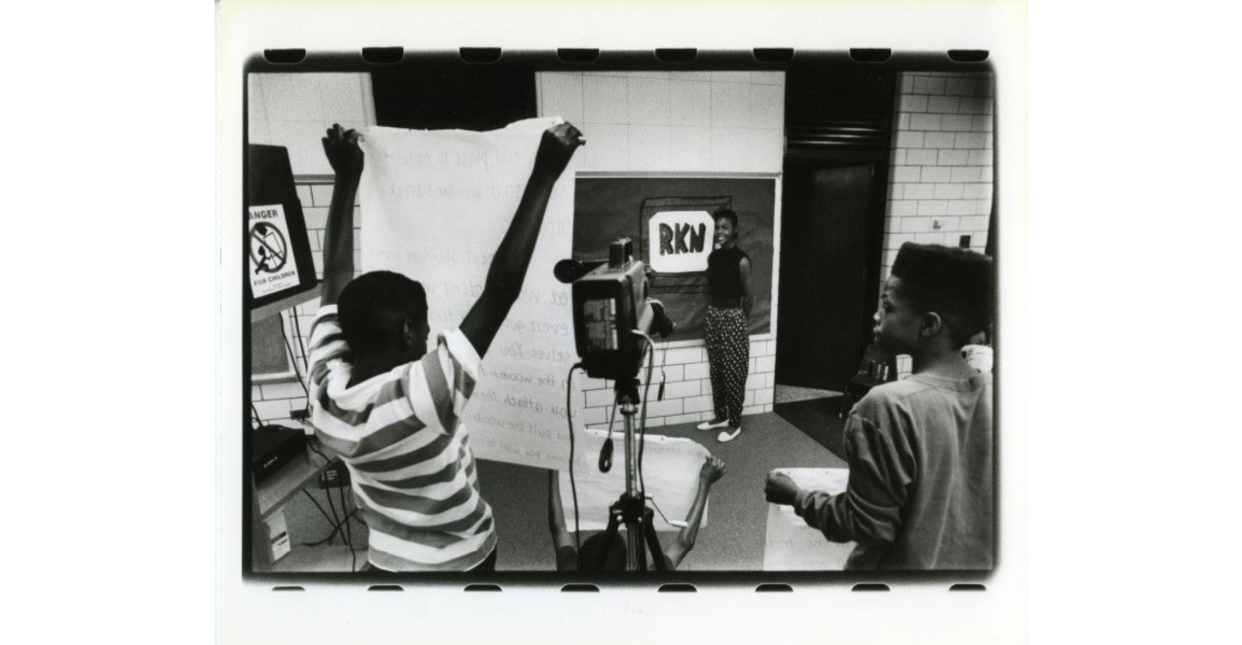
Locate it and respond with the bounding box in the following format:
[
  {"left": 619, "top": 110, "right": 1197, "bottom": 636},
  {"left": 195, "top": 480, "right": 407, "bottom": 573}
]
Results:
[
  {"left": 553, "top": 259, "right": 606, "bottom": 284},
  {"left": 598, "top": 437, "right": 613, "bottom": 472}
]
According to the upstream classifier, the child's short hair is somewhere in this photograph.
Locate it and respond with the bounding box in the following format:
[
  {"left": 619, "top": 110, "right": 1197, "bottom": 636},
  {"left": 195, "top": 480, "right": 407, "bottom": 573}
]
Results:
[
  {"left": 337, "top": 271, "right": 428, "bottom": 355},
  {"left": 712, "top": 208, "right": 739, "bottom": 230},
  {"left": 576, "top": 532, "right": 626, "bottom": 572},
  {"left": 891, "top": 243, "right": 994, "bottom": 347}
]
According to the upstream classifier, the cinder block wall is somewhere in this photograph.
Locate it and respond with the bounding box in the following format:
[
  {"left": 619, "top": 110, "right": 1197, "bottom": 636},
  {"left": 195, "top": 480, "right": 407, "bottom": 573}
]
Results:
[{"left": 883, "top": 71, "right": 993, "bottom": 272}]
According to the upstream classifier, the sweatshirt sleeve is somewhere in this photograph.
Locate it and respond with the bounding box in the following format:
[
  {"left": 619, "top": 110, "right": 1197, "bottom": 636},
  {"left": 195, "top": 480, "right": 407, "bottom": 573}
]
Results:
[{"left": 794, "top": 406, "right": 915, "bottom": 547}]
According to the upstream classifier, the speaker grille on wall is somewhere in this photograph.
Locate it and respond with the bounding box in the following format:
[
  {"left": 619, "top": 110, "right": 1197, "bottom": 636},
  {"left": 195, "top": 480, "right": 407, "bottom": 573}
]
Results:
[
  {"left": 785, "top": 69, "right": 893, "bottom": 155},
  {"left": 370, "top": 65, "right": 537, "bottom": 131}
]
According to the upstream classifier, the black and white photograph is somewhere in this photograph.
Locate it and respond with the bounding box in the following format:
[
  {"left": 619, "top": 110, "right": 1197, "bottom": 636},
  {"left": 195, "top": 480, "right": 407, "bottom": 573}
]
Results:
[{"left": 242, "top": 56, "right": 999, "bottom": 576}]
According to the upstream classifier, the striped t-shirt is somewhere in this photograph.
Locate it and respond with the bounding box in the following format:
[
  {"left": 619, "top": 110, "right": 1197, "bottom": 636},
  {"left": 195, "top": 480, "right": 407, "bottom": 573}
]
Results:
[{"left": 307, "top": 304, "right": 496, "bottom": 571}]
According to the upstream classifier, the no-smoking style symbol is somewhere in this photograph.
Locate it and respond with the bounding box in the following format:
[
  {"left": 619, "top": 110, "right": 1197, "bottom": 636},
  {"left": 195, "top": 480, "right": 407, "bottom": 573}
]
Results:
[{"left": 250, "top": 222, "right": 288, "bottom": 274}]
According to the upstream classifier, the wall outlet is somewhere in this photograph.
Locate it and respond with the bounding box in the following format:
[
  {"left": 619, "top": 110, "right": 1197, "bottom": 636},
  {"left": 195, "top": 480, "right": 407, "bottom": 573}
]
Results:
[
  {"left": 959, "top": 234, "right": 971, "bottom": 248},
  {"left": 266, "top": 511, "right": 292, "bottom": 562},
  {"left": 290, "top": 409, "right": 310, "bottom": 421}
]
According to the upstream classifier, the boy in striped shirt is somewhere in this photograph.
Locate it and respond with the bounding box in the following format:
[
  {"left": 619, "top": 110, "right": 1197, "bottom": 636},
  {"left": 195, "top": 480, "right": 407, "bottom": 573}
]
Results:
[{"left": 308, "top": 122, "right": 583, "bottom": 573}]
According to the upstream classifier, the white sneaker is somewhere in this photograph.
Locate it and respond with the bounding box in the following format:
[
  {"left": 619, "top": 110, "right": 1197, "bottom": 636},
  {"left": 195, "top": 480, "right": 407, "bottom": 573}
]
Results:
[
  {"left": 696, "top": 418, "right": 730, "bottom": 431},
  {"left": 716, "top": 426, "right": 742, "bottom": 443}
]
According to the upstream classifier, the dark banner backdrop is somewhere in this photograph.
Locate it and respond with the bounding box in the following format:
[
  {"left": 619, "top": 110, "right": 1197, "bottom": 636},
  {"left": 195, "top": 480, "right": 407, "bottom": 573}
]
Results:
[{"left": 573, "top": 176, "right": 776, "bottom": 341}]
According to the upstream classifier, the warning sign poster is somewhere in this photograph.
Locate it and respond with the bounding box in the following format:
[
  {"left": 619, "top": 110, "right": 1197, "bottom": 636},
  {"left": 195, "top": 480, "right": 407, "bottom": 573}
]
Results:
[{"left": 248, "top": 204, "right": 302, "bottom": 298}]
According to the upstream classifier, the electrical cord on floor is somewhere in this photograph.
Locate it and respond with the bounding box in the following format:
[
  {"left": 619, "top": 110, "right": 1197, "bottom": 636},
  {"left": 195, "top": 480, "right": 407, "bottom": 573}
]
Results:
[
  {"left": 348, "top": 494, "right": 367, "bottom": 532},
  {"left": 298, "top": 507, "right": 362, "bottom": 546},
  {"left": 338, "top": 480, "right": 356, "bottom": 571},
  {"left": 300, "top": 489, "right": 339, "bottom": 536},
  {"left": 304, "top": 442, "right": 342, "bottom": 539}
]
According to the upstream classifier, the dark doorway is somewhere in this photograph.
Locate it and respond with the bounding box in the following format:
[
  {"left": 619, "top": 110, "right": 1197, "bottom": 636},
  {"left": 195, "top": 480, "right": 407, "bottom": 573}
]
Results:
[
  {"left": 776, "top": 66, "right": 894, "bottom": 392},
  {"left": 775, "top": 162, "right": 883, "bottom": 391}
]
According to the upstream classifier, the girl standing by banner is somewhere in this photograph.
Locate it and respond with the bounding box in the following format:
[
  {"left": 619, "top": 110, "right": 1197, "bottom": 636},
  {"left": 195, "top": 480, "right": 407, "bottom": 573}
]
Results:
[{"left": 696, "top": 208, "right": 752, "bottom": 443}]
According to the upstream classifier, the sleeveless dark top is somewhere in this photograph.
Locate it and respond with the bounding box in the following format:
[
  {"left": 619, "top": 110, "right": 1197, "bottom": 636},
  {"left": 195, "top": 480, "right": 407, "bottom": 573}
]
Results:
[{"left": 706, "top": 246, "right": 748, "bottom": 299}]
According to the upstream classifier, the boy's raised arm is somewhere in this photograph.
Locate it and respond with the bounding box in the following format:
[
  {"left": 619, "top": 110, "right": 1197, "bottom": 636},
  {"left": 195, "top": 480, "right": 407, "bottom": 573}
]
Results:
[
  {"left": 547, "top": 470, "right": 574, "bottom": 553},
  {"left": 460, "top": 122, "right": 583, "bottom": 355},
  {"left": 318, "top": 124, "right": 364, "bottom": 307},
  {"left": 665, "top": 456, "right": 726, "bottom": 569}
]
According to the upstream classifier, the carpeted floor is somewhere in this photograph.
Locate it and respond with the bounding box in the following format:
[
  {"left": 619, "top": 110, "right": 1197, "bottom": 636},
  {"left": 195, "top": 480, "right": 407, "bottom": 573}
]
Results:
[
  {"left": 772, "top": 394, "right": 850, "bottom": 459},
  {"left": 477, "top": 411, "right": 846, "bottom": 571}
]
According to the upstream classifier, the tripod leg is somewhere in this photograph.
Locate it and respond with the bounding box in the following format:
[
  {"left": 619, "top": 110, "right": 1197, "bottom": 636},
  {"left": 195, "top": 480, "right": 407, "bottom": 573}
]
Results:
[
  {"left": 621, "top": 494, "right": 649, "bottom": 572},
  {"left": 627, "top": 510, "right": 647, "bottom": 572},
  {"left": 595, "top": 503, "right": 623, "bottom": 572},
  {"left": 642, "top": 508, "right": 669, "bottom": 572}
]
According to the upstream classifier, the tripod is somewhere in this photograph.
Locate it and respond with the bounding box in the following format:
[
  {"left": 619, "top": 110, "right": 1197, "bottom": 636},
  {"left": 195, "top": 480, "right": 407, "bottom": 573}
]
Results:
[{"left": 593, "top": 378, "right": 669, "bottom": 572}]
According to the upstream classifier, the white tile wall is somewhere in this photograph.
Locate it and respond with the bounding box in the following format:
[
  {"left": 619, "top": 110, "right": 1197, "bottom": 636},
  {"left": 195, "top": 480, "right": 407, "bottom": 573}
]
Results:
[
  {"left": 938, "top": 150, "right": 969, "bottom": 167},
  {"left": 627, "top": 76, "right": 671, "bottom": 125},
  {"left": 265, "top": 121, "right": 329, "bottom": 177},
  {"left": 881, "top": 71, "right": 994, "bottom": 279},
  {"left": 711, "top": 83, "right": 752, "bottom": 128},
  {"left": 928, "top": 95, "right": 960, "bottom": 114},
  {"left": 670, "top": 81, "right": 713, "bottom": 126},
  {"left": 750, "top": 85, "right": 779, "bottom": 131},
  {"left": 540, "top": 71, "right": 785, "bottom": 175},
  {"left": 540, "top": 73, "right": 584, "bottom": 125},
  {"left": 583, "top": 75, "right": 629, "bottom": 124},
  {"left": 247, "top": 73, "right": 376, "bottom": 177},
  {"left": 669, "top": 127, "right": 713, "bottom": 170},
  {"left": 710, "top": 127, "right": 757, "bottom": 169},
  {"left": 261, "top": 74, "right": 325, "bottom": 121},
  {"left": 581, "top": 124, "right": 629, "bottom": 169},
  {"left": 907, "top": 149, "right": 939, "bottom": 166},
  {"left": 628, "top": 126, "right": 672, "bottom": 168}
]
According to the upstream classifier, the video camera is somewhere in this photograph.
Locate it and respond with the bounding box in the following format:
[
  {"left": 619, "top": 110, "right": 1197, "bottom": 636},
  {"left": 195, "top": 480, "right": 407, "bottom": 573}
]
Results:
[{"left": 554, "top": 238, "right": 675, "bottom": 380}]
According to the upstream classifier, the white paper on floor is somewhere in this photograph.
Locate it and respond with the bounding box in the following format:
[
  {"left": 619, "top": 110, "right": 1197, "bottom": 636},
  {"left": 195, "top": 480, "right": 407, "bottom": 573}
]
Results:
[
  {"left": 763, "top": 467, "right": 856, "bottom": 570},
  {"left": 557, "top": 428, "right": 713, "bottom": 533}
]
